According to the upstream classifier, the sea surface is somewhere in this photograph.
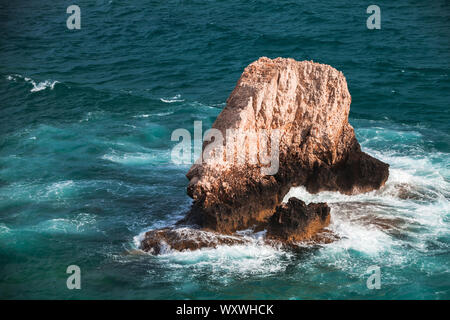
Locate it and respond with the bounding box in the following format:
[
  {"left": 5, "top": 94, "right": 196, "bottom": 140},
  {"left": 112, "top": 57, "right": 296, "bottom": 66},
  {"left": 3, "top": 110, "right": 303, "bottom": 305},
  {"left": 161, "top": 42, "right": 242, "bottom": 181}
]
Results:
[{"left": 0, "top": 1, "right": 449, "bottom": 299}]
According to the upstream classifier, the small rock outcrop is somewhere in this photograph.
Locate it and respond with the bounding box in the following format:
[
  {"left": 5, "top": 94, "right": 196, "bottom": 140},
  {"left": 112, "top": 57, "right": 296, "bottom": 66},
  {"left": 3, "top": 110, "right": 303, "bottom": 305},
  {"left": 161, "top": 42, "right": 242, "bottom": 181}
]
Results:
[
  {"left": 140, "top": 228, "right": 250, "bottom": 255},
  {"left": 266, "top": 198, "right": 330, "bottom": 242},
  {"left": 184, "top": 57, "right": 389, "bottom": 233},
  {"left": 140, "top": 197, "right": 333, "bottom": 254}
]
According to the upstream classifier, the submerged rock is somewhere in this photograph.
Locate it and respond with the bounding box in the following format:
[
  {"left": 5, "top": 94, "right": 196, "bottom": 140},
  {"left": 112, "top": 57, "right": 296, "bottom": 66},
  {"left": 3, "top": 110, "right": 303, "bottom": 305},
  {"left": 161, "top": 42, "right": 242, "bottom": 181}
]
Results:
[
  {"left": 184, "top": 57, "right": 389, "bottom": 233},
  {"left": 267, "top": 197, "right": 331, "bottom": 242},
  {"left": 139, "top": 227, "right": 250, "bottom": 254}
]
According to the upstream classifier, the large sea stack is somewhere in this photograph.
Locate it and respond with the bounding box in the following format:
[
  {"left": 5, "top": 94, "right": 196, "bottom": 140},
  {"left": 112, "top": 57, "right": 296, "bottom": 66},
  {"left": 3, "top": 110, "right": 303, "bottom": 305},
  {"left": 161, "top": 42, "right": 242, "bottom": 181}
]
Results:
[
  {"left": 140, "top": 57, "right": 389, "bottom": 253},
  {"left": 183, "top": 57, "right": 389, "bottom": 234}
]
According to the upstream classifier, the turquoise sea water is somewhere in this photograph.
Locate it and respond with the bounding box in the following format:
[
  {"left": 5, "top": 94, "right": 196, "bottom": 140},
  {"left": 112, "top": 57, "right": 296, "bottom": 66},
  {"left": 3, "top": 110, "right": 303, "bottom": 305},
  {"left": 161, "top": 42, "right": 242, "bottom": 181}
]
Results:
[{"left": 0, "top": 1, "right": 449, "bottom": 299}]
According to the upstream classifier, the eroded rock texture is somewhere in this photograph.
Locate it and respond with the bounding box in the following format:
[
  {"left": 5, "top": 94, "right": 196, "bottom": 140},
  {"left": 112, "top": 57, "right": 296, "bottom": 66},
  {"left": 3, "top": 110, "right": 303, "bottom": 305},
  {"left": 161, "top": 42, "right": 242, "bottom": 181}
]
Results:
[
  {"left": 140, "top": 198, "right": 332, "bottom": 254},
  {"left": 266, "top": 197, "right": 331, "bottom": 242},
  {"left": 140, "top": 228, "right": 250, "bottom": 255},
  {"left": 185, "top": 57, "right": 389, "bottom": 233}
]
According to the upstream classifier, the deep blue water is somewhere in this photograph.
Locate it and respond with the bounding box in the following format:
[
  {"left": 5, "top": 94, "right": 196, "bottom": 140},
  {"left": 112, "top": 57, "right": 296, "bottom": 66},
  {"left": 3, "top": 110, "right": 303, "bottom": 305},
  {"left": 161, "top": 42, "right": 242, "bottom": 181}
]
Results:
[{"left": 0, "top": 1, "right": 449, "bottom": 299}]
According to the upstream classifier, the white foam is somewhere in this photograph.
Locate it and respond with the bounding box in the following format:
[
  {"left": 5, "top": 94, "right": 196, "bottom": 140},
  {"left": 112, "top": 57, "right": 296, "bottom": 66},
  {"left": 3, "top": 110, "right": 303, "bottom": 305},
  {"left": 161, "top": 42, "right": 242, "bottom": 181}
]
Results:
[
  {"left": 45, "top": 180, "right": 75, "bottom": 197},
  {"left": 5, "top": 74, "right": 22, "bottom": 81},
  {"left": 328, "top": 213, "right": 395, "bottom": 256},
  {"left": 160, "top": 94, "right": 184, "bottom": 103},
  {"left": 101, "top": 150, "right": 169, "bottom": 165},
  {"left": 154, "top": 112, "right": 174, "bottom": 116},
  {"left": 283, "top": 137, "right": 450, "bottom": 270},
  {"left": 133, "top": 111, "right": 174, "bottom": 118},
  {"left": 130, "top": 124, "right": 449, "bottom": 279},
  {"left": 6, "top": 74, "right": 59, "bottom": 92},
  {"left": 32, "top": 213, "right": 99, "bottom": 234},
  {"left": 0, "top": 180, "right": 78, "bottom": 203},
  {"left": 132, "top": 225, "right": 291, "bottom": 279},
  {"left": 29, "top": 80, "right": 59, "bottom": 92},
  {"left": 133, "top": 231, "right": 146, "bottom": 249},
  {"left": 157, "top": 242, "right": 293, "bottom": 280},
  {"left": 0, "top": 223, "right": 11, "bottom": 235},
  {"left": 79, "top": 111, "right": 105, "bottom": 122}
]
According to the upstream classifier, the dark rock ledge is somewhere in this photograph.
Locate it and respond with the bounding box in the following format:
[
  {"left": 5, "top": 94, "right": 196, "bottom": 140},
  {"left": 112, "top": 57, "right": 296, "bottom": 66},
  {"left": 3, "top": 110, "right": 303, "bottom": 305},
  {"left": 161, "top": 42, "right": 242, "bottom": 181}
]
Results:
[{"left": 140, "top": 197, "right": 333, "bottom": 254}]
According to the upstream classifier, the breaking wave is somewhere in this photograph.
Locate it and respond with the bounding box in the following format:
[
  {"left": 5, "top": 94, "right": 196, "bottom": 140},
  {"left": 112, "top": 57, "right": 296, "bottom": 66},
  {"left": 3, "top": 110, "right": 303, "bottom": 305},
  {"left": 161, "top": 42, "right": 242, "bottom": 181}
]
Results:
[
  {"left": 160, "top": 94, "right": 184, "bottom": 103},
  {"left": 6, "top": 74, "right": 59, "bottom": 92},
  {"left": 131, "top": 124, "right": 449, "bottom": 285}
]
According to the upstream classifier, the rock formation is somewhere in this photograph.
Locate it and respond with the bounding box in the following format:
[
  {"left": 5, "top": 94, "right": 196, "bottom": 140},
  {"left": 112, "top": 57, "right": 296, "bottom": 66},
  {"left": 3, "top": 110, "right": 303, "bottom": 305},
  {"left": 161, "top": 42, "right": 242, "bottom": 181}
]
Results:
[
  {"left": 140, "top": 198, "right": 332, "bottom": 254},
  {"left": 140, "top": 57, "right": 389, "bottom": 254},
  {"left": 184, "top": 57, "right": 389, "bottom": 233},
  {"left": 140, "top": 228, "right": 250, "bottom": 255},
  {"left": 266, "top": 197, "right": 330, "bottom": 242}
]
